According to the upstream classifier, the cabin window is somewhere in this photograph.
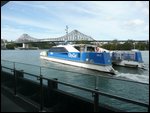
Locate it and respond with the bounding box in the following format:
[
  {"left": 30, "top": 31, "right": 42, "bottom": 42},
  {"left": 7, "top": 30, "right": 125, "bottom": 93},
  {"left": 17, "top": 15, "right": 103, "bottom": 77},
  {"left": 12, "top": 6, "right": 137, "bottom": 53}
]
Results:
[
  {"left": 87, "top": 47, "right": 95, "bottom": 52},
  {"left": 49, "top": 47, "right": 68, "bottom": 52},
  {"left": 74, "top": 46, "right": 80, "bottom": 51}
]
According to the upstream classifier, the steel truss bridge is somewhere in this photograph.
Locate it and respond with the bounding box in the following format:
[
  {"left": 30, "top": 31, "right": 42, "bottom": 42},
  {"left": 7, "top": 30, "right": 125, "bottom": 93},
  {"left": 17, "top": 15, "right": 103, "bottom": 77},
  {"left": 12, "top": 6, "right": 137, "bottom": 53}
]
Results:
[
  {"left": 15, "top": 30, "right": 94, "bottom": 43},
  {"left": 14, "top": 30, "right": 149, "bottom": 44}
]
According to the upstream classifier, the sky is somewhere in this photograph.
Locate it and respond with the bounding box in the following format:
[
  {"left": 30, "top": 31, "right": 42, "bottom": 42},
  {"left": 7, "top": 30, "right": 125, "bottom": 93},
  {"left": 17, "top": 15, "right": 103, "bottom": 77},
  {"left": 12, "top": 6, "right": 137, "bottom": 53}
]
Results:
[{"left": 1, "top": 1, "right": 149, "bottom": 41}]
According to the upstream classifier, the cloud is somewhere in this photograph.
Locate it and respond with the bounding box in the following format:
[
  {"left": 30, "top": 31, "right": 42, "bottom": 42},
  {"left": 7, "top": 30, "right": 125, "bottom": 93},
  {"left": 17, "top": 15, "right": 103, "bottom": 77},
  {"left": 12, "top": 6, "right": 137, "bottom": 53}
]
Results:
[
  {"left": 143, "top": 7, "right": 149, "bottom": 15},
  {"left": 126, "top": 19, "right": 145, "bottom": 26},
  {"left": 1, "top": 26, "right": 25, "bottom": 41},
  {"left": 134, "top": 1, "right": 149, "bottom": 15},
  {"left": 1, "top": 26, "right": 51, "bottom": 41},
  {"left": 2, "top": 15, "right": 52, "bottom": 31},
  {"left": 122, "top": 19, "right": 147, "bottom": 36},
  {"left": 1, "top": 1, "right": 149, "bottom": 40},
  {"left": 135, "top": 1, "right": 149, "bottom": 7},
  {"left": 144, "top": 25, "right": 149, "bottom": 33}
]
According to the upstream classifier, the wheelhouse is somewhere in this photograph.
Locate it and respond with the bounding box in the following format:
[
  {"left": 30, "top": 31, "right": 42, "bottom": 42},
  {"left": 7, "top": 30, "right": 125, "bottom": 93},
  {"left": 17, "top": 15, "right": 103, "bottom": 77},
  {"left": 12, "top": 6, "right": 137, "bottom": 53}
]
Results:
[
  {"left": 73, "top": 44, "right": 109, "bottom": 53},
  {"left": 48, "top": 47, "right": 68, "bottom": 52}
]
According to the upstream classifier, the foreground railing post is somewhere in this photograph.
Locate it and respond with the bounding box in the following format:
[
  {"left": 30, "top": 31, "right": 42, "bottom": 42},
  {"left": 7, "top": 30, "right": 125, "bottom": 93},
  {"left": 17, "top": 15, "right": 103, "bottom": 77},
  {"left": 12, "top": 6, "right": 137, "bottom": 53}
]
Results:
[
  {"left": 39, "top": 67, "right": 44, "bottom": 112},
  {"left": 13, "top": 62, "right": 17, "bottom": 96},
  {"left": 93, "top": 75, "right": 99, "bottom": 112},
  {"left": 48, "top": 78, "right": 58, "bottom": 90},
  {"left": 93, "top": 88, "right": 99, "bottom": 112}
]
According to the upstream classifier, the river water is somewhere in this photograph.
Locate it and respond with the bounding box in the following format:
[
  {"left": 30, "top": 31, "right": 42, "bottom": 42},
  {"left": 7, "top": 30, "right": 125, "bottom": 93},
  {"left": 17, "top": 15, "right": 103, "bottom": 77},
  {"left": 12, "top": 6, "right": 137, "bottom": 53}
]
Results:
[{"left": 1, "top": 50, "right": 149, "bottom": 112}]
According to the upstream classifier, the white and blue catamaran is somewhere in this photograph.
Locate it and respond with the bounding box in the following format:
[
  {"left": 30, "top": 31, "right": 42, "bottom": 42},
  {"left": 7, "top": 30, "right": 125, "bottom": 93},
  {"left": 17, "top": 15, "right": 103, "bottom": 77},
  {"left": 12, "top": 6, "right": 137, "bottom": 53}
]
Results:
[{"left": 40, "top": 44, "right": 117, "bottom": 74}]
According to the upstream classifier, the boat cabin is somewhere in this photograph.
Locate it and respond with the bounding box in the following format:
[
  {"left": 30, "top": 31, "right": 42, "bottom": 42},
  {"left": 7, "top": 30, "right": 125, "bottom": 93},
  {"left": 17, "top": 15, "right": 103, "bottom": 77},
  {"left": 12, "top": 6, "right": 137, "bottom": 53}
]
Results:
[
  {"left": 48, "top": 44, "right": 109, "bottom": 53},
  {"left": 73, "top": 44, "right": 109, "bottom": 53}
]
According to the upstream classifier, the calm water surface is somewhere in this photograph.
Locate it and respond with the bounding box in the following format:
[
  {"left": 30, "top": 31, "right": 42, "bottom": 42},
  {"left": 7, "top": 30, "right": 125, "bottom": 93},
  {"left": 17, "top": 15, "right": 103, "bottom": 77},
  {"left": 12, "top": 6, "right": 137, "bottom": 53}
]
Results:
[{"left": 1, "top": 50, "right": 149, "bottom": 112}]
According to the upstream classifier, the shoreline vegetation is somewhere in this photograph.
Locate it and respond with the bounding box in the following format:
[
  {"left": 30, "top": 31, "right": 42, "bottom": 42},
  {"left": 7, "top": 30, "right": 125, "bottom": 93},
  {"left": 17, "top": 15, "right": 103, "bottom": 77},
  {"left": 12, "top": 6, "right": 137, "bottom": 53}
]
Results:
[{"left": 1, "top": 39, "right": 149, "bottom": 50}]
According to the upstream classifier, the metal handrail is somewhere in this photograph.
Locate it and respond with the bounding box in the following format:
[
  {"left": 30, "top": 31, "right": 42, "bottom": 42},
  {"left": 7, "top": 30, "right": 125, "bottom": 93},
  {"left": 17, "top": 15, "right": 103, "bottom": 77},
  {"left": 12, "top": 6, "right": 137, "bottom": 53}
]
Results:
[
  {"left": 1, "top": 65, "right": 149, "bottom": 109},
  {"left": 1, "top": 59, "right": 149, "bottom": 85},
  {"left": 41, "top": 76, "right": 149, "bottom": 108}
]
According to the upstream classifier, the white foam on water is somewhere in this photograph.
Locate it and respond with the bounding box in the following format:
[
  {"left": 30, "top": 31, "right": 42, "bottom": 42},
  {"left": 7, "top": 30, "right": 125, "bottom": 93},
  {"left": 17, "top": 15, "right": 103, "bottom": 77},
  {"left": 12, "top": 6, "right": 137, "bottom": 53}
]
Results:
[{"left": 115, "top": 72, "right": 149, "bottom": 84}]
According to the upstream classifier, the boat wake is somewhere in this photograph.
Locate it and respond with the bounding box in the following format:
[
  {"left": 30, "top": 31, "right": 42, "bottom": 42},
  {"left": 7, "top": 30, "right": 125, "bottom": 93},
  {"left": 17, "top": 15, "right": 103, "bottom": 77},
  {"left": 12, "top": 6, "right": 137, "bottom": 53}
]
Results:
[{"left": 115, "top": 72, "right": 149, "bottom": 84}]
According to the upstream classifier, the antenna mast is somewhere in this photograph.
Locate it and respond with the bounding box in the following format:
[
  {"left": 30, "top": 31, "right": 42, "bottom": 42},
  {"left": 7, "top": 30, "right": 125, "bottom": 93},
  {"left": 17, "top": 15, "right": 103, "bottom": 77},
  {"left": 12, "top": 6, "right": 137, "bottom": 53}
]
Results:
[{"left": 65, "top": 25, "right": 68, "bottom": 40}]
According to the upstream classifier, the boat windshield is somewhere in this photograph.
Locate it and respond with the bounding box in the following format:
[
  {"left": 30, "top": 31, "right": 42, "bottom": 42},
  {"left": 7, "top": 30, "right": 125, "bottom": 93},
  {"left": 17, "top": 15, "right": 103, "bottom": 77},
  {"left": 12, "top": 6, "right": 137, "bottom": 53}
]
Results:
[
  {"left": 48, "top": 47, "right": 68, "bottom": 52},
  {"left": 74, "top": 46, "right": 80, "bottom": 51},
  {"left": 74, "top": 45, "right": 96, "bottom": 52},
  {"left": 87, "top": 46, "right": 95, "bottom": 52}
]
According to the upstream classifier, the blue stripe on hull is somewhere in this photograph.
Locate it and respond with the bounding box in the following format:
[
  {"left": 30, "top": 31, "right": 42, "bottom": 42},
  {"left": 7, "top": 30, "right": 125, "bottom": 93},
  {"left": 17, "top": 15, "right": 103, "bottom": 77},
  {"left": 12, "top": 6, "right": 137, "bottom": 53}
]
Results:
[{"left": 48, "top": 52, "right": 112, "bottom": 65}]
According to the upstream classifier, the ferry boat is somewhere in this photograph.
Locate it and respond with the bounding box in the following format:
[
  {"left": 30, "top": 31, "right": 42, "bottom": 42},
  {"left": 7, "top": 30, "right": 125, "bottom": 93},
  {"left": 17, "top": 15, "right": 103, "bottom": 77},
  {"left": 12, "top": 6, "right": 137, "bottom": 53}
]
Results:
[
  {"left": 111, "top": 49, "right": 145, "bottom": 69},
  {"left": 40, "top": 44, "right": 117, "bottom": 74}
]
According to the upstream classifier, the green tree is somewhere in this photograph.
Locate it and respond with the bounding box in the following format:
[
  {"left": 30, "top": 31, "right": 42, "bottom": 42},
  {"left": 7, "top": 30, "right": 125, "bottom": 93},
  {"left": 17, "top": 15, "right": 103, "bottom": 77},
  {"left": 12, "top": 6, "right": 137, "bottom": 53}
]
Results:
[
  {"left": 136, "top": 42, "right": 148, "bottom": 50},
  {"left": 6, "top": 43, "right": 17, "bottom": 49}
]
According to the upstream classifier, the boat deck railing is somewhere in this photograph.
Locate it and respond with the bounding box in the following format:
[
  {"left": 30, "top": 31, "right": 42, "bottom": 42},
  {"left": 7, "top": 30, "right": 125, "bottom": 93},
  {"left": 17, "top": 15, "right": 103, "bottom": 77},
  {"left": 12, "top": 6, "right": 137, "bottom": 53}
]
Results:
[{"left": 1, "top": 60, "right": 149, "bottom": 112}]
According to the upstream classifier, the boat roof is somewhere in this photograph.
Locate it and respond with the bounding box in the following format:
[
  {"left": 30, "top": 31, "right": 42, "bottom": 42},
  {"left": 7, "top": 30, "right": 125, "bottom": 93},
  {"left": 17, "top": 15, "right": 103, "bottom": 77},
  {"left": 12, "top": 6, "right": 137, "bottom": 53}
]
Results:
[
  {"left": 73, "top": 44, "right": 97, "bottom": 47},
  {"left": 56, "top": 44, "right": 79, "bottom": 52},
  {"left": 131, "top": 49, "right": 140, "bottom": 51},
  {"left": 110, "top": 50, "right": 140, "bottom": 54},
  {"left": 53, "top": 44, "right": 110, "bottom": 52}
]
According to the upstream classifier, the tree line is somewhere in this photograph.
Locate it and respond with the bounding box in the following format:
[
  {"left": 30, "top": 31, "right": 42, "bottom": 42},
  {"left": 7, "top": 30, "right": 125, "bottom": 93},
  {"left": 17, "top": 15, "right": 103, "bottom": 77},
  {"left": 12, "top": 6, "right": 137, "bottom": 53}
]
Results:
[
  {"left": 100, "top": 40, "right": 149, "bottom": 50},
  {"left": 5, "top": 42, "right": 56, "bottom": 49},
  {"left": 3, "top": 39, "right": 149, "bottom": 50}
]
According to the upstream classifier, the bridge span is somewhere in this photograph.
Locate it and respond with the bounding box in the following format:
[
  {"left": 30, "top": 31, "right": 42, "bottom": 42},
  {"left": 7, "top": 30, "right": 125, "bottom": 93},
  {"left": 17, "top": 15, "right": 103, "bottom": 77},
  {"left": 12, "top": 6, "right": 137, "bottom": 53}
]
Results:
[{"left": 14, "top": 29, "right": 148, "bottom": 44}]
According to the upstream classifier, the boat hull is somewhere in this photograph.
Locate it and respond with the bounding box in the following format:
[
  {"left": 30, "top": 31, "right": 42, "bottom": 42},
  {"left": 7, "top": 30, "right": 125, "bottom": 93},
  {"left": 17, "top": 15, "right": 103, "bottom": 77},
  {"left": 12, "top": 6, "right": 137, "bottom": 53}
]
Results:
[{"left": 40, "top": 56, "right": 117, "bottom": 75}]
